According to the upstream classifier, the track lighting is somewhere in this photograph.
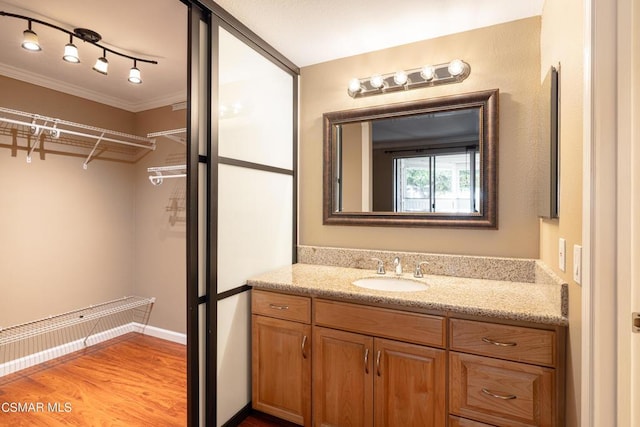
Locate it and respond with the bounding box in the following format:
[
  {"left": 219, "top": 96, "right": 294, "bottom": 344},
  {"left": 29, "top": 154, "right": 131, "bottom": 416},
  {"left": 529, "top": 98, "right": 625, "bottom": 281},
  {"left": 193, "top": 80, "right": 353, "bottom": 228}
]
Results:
[
  {"left": 128, "top": 60, "right": 142, "bottom": 84},
  {"left": 93, "top": 50, "right": 108, "bottom": 75},
  {"left": 21, "top": 21, "right": 41, "bottom": 51},
  {"left": 1, "top": 10, "right": 157, "bottom": 84},
  {"left": 347, "top": 59, "right": 471, "bottom": 98},
  {"left": 62, "top": 35, "right": 80, "bottom": 63}
]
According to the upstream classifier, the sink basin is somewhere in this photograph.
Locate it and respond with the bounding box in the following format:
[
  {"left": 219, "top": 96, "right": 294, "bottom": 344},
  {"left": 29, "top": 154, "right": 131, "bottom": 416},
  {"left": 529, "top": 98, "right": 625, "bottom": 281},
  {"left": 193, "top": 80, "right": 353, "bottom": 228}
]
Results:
[{"left": 352, "top": 277, "right": 429, "bottom": 292}]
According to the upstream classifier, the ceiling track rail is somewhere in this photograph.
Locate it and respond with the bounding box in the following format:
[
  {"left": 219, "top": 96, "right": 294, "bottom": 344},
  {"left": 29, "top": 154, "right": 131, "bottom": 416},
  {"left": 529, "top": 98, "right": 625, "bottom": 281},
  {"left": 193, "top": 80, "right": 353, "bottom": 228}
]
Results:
[{"left": 0, "top": 106, "right": 156, "bottom": 167}]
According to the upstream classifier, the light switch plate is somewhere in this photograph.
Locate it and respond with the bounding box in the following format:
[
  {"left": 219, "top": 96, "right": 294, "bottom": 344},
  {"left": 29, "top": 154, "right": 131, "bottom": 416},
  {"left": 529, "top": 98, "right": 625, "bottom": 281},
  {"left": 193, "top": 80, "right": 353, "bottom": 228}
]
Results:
[
  {"left": 559, "top": 238, "right": 566, "bottom": 272},
  {"left": 573, "top": 244, "right": 582, "bottom": 284}
]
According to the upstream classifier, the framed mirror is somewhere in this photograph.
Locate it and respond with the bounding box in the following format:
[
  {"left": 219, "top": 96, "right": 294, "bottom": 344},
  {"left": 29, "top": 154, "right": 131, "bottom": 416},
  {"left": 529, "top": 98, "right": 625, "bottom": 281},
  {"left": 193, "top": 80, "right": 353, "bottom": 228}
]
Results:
[{"left": 323, "top": 89, "right": 498, "bottom": 228}]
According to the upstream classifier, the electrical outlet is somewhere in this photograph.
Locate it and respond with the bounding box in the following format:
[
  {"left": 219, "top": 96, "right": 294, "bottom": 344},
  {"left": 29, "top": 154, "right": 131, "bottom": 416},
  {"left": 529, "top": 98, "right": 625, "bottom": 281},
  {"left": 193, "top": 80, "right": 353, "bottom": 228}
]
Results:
[
  {"left": 573, "top": 245, "right": 582, "bottom": 284},
  {"left": 559, "top": 238, "right": 566, "bottom": 272}
]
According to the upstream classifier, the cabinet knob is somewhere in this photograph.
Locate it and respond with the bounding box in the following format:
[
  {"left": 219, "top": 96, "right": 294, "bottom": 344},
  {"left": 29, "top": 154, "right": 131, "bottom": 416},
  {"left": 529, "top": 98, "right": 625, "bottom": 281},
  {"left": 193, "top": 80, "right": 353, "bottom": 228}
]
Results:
[
  {"left": 269, "top": 303, "right": 289, "bottom": 311},
  {"left": 364, "top": 348, "right": 370, "bottom": 374},
  {"left": 376, "top": 350, "right": 382, "bottom": 376}
]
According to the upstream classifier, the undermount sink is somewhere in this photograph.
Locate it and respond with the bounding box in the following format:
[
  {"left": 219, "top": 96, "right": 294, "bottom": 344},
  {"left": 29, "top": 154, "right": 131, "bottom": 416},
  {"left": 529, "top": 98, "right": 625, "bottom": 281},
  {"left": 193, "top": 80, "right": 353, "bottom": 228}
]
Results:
[{"left": 352, "top": 277, "right": 429, "bottom": 292}]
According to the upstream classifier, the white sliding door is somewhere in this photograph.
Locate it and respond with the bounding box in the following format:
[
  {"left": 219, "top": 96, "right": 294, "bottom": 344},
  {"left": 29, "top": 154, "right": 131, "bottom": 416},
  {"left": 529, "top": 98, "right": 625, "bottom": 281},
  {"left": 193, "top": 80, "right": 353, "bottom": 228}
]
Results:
[{"left": 215, "top": 26, "right": 295, "bottom": 427}]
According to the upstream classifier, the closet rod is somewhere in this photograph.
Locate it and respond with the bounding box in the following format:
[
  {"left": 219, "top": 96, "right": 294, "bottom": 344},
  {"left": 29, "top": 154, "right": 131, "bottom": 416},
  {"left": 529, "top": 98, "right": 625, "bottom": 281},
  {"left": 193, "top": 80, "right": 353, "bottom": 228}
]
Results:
[
  {"left": 0, "top": 107, "right": 156, "bottom": 150},
  {"left": 147, "top": 164, "right": 186, "bottom": 185}
]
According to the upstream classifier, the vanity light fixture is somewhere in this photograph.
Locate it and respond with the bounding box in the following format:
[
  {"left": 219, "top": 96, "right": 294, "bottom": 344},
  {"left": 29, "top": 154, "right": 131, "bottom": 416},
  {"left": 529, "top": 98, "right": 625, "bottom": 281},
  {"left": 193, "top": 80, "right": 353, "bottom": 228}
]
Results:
[
  {"left": 347, "top": 59, "right": 470, "bottom": 98},
  {"left": 1, "top": 11, "right": 157, "bottom": 84}
]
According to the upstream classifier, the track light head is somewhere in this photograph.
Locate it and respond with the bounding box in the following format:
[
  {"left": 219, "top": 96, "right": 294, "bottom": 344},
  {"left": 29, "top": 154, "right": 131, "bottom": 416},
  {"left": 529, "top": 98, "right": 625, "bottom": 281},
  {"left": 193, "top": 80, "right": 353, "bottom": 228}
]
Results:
[
  {"left": 93, "top": 50, "right": 108, "bottom": 75},
  {"left": 63, "top": 35, "right": 80, "bottom": 63},
  {"left": 21, "top": 21, "right": 41, "bottom": 51},
  {"left": 128, "top": 60, "right": 142, "bottom": 84}
]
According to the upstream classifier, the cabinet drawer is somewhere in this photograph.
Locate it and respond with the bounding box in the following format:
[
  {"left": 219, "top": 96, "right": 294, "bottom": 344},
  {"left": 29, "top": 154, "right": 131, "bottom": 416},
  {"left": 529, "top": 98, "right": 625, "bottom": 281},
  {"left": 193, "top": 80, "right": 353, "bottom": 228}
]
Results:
[
  {"left": 450, "top": 352, "right": 554, "bottom": 427},
  {"left": 314, "top": 299, "right": 445, "bottom": 347},
  {"left": 252, "top": 290, "right": 311, "bottom": 324},
  {"left": 450, "top": 318, "right": 556, "bottom": 366}
]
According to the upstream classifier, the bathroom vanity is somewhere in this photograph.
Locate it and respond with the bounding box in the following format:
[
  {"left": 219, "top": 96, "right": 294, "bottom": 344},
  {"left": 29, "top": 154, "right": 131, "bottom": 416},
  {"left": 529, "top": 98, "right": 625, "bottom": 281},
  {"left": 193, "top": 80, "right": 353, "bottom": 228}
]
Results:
[{"left": 248, "top": 262, "right": 567, "bottom": 427}]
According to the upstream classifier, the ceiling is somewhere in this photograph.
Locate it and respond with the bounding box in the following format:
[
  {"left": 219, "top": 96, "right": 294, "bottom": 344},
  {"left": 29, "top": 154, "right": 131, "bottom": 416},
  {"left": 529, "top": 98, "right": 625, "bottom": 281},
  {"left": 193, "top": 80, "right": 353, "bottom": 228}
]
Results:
[{"left": 0, "top": 0, "right": 543, "bottom": 113}]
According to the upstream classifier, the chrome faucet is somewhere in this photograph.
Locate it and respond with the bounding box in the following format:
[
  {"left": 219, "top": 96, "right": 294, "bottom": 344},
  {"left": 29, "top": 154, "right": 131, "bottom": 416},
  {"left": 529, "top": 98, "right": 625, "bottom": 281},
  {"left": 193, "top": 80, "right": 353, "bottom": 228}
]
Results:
[
  {"left": 393, "top": 257, "right": 402, "bottom": 275},
  {"left": 371, "top": 258, "right": 386, "bottom": 275},
  {"left": 414, "top": 261, "right": 429, "bottom": 278}
]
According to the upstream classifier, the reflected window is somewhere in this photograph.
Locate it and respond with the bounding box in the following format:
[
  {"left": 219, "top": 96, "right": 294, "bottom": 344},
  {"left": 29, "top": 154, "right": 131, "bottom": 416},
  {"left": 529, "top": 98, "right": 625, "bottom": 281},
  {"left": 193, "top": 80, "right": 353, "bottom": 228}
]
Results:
[{"left": 393, "top": 150, "right": 479, "bottom": 213}]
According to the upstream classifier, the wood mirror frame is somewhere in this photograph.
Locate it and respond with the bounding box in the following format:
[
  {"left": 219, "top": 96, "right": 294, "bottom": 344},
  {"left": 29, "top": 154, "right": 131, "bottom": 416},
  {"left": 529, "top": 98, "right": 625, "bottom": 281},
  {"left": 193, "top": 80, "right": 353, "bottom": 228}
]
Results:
[{"left": 322, "top": 88, "right": 499, "bottom": 228}]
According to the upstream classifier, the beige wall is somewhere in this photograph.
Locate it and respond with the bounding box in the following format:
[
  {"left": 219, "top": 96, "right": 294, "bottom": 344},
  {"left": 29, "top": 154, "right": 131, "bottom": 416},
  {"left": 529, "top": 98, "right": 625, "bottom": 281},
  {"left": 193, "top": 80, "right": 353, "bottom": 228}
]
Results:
[
  {"left": 539, "top": 0, "right": 584, "bottom": 425},
  {"left": 0, "top": 77, "right": 136, "bottom": 326},
  {"left": 133, "top": 106, "right": 186, "bottom": 334},
  {"left": 340, "top": 122, "right": 364, "bottom": 212},
  {"left": 299, "top": 18, "right": 542, "bottom": 258},
  {"left": 0, "top": 76, "right": 186, "bottom": 335}
]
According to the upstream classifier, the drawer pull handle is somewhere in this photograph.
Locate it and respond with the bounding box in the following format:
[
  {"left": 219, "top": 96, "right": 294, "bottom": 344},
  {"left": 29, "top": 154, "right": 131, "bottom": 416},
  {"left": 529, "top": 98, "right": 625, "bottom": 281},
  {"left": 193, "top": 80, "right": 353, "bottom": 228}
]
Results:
[
  {"left": 482, "top": 337, "right": 517, "bottom": 347},
  {"left": 376, "top": 350, "right": 382, "bottom": 376},
  {"left": 269, "top": 304, "right": 289, "bottom": 310},
  {"left": 481, "top": 388, "right": 517, "bottom": 400},
  {"left": 364, "top": 348, "right": 370, "bottom": 374},
  {"left": 301, "top": 335, "right": 308, "bottom": 359}
]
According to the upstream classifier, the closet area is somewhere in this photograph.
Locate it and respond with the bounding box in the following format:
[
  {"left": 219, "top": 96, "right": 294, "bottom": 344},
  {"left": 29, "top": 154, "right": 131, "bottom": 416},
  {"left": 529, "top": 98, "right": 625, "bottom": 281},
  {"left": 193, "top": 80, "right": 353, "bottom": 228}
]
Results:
[
  {"left": 0, "top": 0, "right": 189, "bottom": 424},
  {"left": 0, "top": 0, "right": 299, "bottom": 425}
]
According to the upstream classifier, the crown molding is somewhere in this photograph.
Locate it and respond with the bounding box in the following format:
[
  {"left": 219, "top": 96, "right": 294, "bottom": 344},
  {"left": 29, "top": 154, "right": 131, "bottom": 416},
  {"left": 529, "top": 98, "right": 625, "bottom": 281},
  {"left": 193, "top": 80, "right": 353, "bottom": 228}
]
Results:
[{"left": 0, "top": 62, "right": 185, "bottom": 113}]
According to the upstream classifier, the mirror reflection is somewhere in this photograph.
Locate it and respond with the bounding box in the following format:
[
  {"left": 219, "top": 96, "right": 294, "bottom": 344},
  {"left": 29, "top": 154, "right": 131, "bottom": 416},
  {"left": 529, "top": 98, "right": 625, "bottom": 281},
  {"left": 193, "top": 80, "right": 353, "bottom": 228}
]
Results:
[
  {"left": 334, "top": 108, "right": 481, "bottom": 214},
  {"left": 323, "top": 89, "right": 498, "bottom": 228}
]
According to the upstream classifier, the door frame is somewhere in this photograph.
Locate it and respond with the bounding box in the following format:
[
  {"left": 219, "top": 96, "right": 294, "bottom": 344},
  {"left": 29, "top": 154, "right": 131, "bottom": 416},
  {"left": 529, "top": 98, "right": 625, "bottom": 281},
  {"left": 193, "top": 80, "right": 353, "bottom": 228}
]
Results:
[{"left": 583, "top": 0, "right": 638, "bottom": 425}]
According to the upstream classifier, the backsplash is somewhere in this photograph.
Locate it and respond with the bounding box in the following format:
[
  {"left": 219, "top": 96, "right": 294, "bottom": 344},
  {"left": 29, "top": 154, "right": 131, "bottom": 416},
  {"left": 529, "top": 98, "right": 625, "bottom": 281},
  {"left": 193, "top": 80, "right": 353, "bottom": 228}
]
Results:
[{"left": 298, "top": 245, "right": 566, "bottom": 286}]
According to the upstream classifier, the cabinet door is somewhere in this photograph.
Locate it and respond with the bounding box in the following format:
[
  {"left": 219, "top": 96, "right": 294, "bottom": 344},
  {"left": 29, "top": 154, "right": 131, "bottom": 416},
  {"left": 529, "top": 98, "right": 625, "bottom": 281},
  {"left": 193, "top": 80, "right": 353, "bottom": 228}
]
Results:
[
  {"left": 252, "top": 315, "right": 311, "bottom": 426},
  {"left": 313, "top": 326, "right": 374, "bottom": 427},
  {"left": 374, "top": 338, "right": 446, "bottom": 427}
]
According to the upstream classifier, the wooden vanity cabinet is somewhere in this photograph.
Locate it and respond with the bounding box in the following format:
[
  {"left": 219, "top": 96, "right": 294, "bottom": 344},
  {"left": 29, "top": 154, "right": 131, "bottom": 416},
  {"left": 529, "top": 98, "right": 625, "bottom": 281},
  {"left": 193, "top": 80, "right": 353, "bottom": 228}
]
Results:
[
  {"left": 449, "top": 318, "right": 564, "bottom": 427},
  {"left": 313, "top": 299, "right": 446, "bottom": 427},
  {"left": 250, "top": 290, "right": 565, "bottom": 427},
  {"left": 251, "top": 290, "right": 312, "bottom": 426}
]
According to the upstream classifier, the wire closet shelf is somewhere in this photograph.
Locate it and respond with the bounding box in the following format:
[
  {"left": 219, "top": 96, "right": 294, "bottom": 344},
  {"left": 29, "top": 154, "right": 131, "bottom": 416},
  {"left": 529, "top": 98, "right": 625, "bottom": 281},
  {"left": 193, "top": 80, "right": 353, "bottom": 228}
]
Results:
[
  {"left": 146, "top": 128, "right": 186, "bottom": 185},
  {"left": 0, "top": 106, "right": 156, "bottom": 168},
  {"left": 0, "top": 296, "right": 155, "bottom": 377},
  {"left": 0, "top": 296, "right": 155, "bottom": 347}
]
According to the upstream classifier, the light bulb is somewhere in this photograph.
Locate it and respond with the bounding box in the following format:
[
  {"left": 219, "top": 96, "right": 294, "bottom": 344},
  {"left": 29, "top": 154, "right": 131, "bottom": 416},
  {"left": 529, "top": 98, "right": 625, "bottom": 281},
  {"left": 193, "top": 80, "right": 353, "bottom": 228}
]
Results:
[
  {"left": 420, "top": 65, "right": 435, "bottom": 81},
  {"left": 348, "top": 78, "right": 362, "bottom": 95},
  {"left": 63, "top": 43, "right": 80, "bottom": 63},
  {"left": 393, "top": 71, "right": 408, "bottom": 85},
  {"left": 370, "top": 74, "right": 385, "bottom": 89},
  {"left": 448, "top": 59, "right": 465, "bottom": 77},
  {"left": 22, "top": 29, "right": 41, "bottom": 51}
]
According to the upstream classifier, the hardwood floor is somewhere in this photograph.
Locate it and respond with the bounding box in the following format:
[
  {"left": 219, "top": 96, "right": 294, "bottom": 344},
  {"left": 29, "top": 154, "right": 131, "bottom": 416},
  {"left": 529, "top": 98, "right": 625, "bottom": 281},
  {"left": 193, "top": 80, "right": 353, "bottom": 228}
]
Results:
[
  {"left": 0, "top": 333, "right": 186, "bottom": 426},
  {"left": 239, "top": 411, "right": 300, "bottom": 427}
]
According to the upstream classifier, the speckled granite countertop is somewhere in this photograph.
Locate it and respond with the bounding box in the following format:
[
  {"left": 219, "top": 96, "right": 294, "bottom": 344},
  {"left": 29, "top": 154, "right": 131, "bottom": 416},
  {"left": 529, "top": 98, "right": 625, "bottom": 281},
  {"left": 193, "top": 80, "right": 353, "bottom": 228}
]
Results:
[{"left": 247, "top": 263, "right": 568, "bottom": 326}]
